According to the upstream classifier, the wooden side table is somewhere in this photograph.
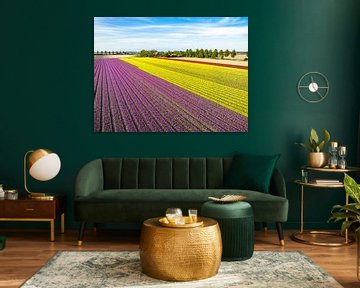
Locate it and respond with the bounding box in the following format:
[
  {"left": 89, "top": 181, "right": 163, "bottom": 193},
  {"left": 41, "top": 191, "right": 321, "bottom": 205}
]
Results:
[{"left": 0, "top": 195, "right": 66, "bottom": 241}]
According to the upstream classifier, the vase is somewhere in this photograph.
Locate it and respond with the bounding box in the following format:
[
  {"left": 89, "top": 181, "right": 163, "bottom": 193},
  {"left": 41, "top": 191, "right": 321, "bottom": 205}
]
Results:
[{"left": 308, "top": 152, "right": 328, "bottom": 168}]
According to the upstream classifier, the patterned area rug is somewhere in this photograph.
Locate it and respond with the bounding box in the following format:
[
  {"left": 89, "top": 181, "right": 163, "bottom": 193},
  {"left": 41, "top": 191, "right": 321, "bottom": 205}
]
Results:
[{"left": 21, "top": 251, "right": 342, "bottom": 288}]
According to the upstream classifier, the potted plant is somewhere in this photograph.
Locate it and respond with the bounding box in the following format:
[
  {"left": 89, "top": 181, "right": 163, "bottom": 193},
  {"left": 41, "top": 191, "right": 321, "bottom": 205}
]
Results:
[
  {"left": 296, "top": 128, "right": 330, "bottom": 167},
  {"left": 329, "top": 173, "right": 360, "bottom": 233},
  {"left": 329, "top": 173, "right": 360, "bottom": 279}
]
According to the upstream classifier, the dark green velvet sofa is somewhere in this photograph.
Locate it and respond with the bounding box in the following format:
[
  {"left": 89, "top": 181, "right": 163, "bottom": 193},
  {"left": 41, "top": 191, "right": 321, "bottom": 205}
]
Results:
[{"left": 74, "top": 157, "right": 288, "bottom": 245}]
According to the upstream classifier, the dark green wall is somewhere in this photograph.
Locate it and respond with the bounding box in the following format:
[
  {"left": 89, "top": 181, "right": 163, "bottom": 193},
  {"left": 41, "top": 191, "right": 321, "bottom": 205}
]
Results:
[{"left": 1, "top": 0, "right": 359, "bottom": 230}]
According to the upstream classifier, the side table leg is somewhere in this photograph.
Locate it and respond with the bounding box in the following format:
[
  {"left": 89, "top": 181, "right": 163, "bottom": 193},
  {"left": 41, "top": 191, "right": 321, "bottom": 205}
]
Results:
[
  {"left": 50, "top": 219, "right": 55, "bottom": 242},
  {"left": 345, "top": 194, "right": 349, "bottom": 243},
  {"left": 262, "top": 222, "right": 268, "bottom": 232},
  {"left": 275, "top": 222, "right": 285, "bottom": 246},
  {"left": 61, "top": 213, "right": 65, "bottom": 234},
  {"left": 78, "top": 222, "right": 86, "bottom": 246},
  {"left": 300, "top": 185, "right": 304, "bottom": 233}
]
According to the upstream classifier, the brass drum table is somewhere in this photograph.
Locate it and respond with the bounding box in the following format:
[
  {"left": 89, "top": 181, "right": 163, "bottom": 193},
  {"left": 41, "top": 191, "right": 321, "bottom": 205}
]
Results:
[{"left": 139, "top": 217, "right": 222, "bottom": 281}]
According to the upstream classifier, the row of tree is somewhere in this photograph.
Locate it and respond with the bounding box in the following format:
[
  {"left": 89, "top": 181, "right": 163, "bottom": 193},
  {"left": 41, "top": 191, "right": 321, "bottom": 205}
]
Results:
[
  {"left": 139, "top": 48, "right": 243, "bottom": 59},
  {"left": 94, "top": 49, "right": 249, "bottom": 60},
  {"left": 94, "top": 51, "right": 137, "bottom": 55}
]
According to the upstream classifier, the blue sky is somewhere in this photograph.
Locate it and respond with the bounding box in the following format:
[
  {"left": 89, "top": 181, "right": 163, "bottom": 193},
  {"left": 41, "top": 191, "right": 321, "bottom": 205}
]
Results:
[{"left": 94, "top": 17, "right": 248, "bottom": 52}]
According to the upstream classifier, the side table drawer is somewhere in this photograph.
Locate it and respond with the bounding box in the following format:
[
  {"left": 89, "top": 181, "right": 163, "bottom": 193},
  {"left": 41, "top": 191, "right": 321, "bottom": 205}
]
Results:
[{"left": 2, "top": 201, "right": 55, "bottom": 218}]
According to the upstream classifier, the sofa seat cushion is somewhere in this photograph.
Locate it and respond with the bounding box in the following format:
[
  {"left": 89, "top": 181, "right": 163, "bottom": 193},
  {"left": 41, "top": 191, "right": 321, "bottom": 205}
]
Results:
[
  {"left": 76, "top": 189, "right": 280, "bottom": 202},
  {"left": 75, "top": 189, "right": 288, "bottom": 222}
]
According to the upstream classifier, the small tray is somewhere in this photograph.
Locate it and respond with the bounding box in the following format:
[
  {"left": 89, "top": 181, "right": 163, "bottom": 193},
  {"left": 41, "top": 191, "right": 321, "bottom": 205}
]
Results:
[
  {"left": 159, "top": 216, "right": 203, "bottom": 228},
  {"left": 208, "top": 194, "right": 246, "bottom": 203}
]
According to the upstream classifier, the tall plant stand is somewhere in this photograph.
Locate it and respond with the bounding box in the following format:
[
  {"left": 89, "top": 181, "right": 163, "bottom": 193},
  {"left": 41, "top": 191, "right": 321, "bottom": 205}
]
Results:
[{"left": 291, "top": 166, "right": 359, "bottom": 246}]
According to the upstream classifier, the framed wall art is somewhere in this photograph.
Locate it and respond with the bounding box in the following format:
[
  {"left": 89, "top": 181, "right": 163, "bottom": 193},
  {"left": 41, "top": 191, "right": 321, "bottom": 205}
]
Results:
[{"left": 94, "top": 17, "right": 248, "bottom": 132}]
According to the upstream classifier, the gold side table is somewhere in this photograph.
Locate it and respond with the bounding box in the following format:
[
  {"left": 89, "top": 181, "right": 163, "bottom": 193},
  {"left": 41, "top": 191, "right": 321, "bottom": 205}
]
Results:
[
  {"left": 139, "top": 217, "right": 222, "bottom": 281},
  {"left": 291, "top": 166, "right": 359, "bottom": 246}
]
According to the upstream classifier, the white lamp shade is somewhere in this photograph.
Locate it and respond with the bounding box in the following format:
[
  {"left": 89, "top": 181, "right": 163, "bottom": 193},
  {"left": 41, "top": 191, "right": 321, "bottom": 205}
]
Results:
[{"left": 29, "top": 153, "right": 61, "bottom": 181}]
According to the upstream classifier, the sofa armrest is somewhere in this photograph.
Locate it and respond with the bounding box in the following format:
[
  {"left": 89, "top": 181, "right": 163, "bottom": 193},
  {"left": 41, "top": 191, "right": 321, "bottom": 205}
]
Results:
[
  {"left": 269, "top": 168, "right": 287, "bottom": 198},
  {"left": 75, "top": 159, "right": 104, "bottom": 199}
]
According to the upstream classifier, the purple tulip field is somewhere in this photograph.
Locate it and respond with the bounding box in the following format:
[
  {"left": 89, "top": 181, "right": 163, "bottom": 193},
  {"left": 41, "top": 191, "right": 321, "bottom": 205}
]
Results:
[{"left": 94, "top": 58, "right": 248, "bottom": 132}]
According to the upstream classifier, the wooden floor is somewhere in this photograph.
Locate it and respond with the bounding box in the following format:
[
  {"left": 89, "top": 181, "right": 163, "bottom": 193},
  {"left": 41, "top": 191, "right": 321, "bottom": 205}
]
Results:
[{"left": 0, "top": 228, "right": 358, "bottom": 288}]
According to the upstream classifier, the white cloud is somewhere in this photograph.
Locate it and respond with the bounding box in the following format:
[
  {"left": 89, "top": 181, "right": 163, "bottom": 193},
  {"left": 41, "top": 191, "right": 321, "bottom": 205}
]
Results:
[{"left": 94, "top": 17, "right": 248, "bottom": 52}]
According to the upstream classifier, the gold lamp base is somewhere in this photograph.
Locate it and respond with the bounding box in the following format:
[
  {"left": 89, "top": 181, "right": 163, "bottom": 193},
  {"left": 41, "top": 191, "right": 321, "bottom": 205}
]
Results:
[{"left": 28, "top": 192, "right": 55, "bottom": 200}]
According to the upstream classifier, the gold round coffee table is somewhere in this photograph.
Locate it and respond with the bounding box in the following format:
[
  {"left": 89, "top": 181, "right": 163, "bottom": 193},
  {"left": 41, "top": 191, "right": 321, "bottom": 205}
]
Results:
[{"left": 139, "top": 217, "right": 222, "bottom": 281}]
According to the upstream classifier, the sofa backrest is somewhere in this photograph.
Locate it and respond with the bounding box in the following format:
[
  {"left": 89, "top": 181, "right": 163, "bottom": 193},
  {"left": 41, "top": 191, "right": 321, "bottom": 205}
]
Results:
[{"left": 102, "top": 158, "right": 233, "bottom": 189}]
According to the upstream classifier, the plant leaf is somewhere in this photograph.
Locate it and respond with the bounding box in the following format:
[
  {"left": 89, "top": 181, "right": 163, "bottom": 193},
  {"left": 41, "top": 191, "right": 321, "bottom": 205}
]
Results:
[
  {"left": 331, "top": 203, "right": 360, "bottom": 215},
  {"left": 329, "top": 211, "right": 357, "bottom": 221},
  {"left": 295, "top": 142, "right": 312, "bottom": 152},
  {"left": 308, "top": 137, "right": 316, "bottom": 152},
  {"left": 341, "top": 220, "right": 358, "bottom": 234},
  {"left": 323, "top": 129, "right": 330, "bottom": 144},
  {"left": 310, "top": 128, "right": 319, "bottom": 144},
  {"left": 344, "top": 173, "right": 360, "bottom": 204},
  {"left": 317, "top": 140, "right": 325, "bottom": 152}
]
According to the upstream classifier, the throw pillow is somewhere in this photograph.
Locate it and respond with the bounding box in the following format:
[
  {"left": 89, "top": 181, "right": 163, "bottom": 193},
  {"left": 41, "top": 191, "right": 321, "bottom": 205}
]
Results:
[{"left": 223, "top": 153, "right": 280, "bottom": 193}]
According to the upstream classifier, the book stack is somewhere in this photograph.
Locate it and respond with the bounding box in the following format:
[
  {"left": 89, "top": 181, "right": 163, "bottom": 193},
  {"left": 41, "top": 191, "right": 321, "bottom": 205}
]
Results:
[{"left": 314, "top": 179, "right": 341, "bottom": 185}]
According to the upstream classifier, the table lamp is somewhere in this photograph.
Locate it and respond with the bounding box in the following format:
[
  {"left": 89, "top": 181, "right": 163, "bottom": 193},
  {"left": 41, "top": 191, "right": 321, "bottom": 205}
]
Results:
[{"left": 24, "top": 148, "right": 61, "bottom": 199}]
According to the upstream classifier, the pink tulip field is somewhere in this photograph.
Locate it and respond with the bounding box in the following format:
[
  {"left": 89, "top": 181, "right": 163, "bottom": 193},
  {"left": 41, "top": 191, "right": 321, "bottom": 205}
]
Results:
[{"left": 94, "top": 58, "right": 248, "bottom": 132}]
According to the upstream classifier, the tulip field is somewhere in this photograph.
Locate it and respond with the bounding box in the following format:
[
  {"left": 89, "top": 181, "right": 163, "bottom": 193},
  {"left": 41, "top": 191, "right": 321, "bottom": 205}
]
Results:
[{"left": 94, "top": 57, "right": 248, "bottom": 132}]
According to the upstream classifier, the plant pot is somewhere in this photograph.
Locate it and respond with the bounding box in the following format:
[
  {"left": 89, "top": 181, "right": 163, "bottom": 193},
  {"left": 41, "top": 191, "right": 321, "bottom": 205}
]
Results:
[{"left": 307, "top": 152, "right": 328, "bottom": 168}]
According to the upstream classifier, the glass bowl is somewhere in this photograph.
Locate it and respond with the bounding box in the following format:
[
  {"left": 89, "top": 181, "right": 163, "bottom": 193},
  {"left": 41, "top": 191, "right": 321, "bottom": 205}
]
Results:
[{"left": 165, "top": 208, "right": 183, "bottom": 224}]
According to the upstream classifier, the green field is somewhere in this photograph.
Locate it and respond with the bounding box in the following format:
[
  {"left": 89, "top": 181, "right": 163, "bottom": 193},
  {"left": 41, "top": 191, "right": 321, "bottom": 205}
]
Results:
[{"left": 122, "top": 57, "right": 248, "bottom": 117}]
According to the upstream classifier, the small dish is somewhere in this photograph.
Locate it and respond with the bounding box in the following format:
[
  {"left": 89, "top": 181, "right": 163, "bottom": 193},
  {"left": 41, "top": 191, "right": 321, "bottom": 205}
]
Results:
[
  {"left": 208, "top": 194, "right": 246, "bottom": 203},
  {"left": 159, "top": 216, "right": 203, "bottom": 228}
]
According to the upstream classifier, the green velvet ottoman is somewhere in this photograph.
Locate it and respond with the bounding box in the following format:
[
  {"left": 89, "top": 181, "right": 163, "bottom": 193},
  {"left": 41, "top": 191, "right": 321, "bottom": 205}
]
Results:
[{"left": 201, "top": 201, "right": 254, "bottom": 261}]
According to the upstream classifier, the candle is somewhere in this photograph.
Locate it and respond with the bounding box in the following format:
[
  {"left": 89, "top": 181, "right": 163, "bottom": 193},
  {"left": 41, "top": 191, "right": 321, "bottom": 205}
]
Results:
[
  {"left": 330, "top": 142, "right": 338, "bottom": 148},
  {"left": 338, "top": 146, "right": 346, "bottom": 153},
  {"left": 337, "top": 146, "right": 347, "bottom": 169}
]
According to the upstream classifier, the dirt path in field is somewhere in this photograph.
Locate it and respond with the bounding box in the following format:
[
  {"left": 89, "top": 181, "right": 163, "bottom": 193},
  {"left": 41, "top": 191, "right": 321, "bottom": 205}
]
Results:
[{"left": 162, "top": 57, "right": 248, "bottom": 70}]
